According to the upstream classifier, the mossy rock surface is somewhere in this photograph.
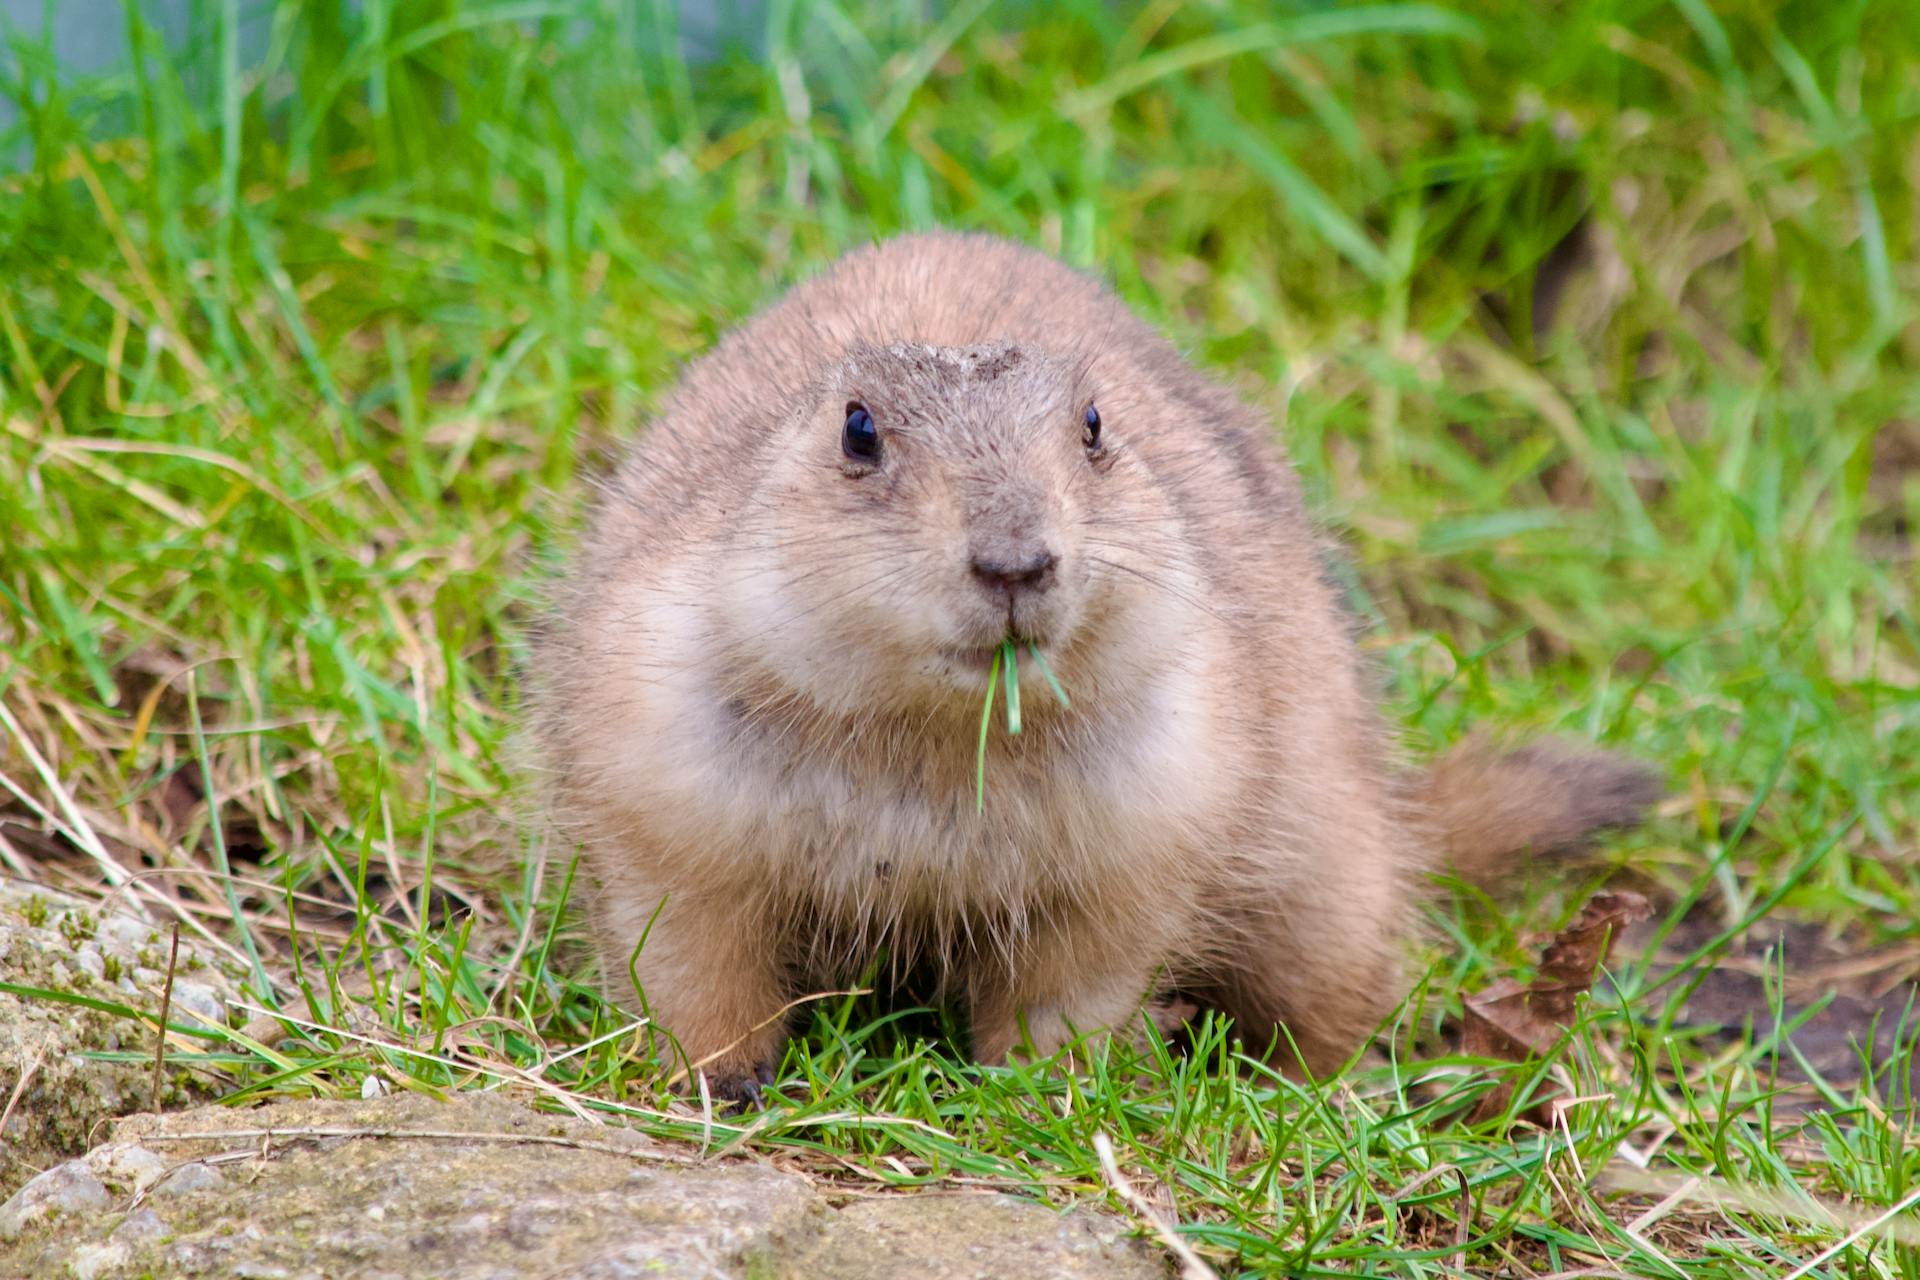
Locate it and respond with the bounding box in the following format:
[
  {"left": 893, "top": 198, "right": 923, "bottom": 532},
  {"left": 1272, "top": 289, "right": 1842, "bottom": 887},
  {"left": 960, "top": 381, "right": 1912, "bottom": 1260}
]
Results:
[
  {"left": 0, "top": 1092, "right": 1166, "bottom": 1278},
  {"left": 0, "top": 886, "right": 244, "bottom": 1199}
]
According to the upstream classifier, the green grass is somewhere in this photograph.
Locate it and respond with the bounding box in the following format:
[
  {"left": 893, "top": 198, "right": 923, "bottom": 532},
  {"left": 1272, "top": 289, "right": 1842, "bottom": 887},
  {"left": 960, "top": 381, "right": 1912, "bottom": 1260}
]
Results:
[{"left": 2, "top": 0, "right": 1917, "bottom": 1275}]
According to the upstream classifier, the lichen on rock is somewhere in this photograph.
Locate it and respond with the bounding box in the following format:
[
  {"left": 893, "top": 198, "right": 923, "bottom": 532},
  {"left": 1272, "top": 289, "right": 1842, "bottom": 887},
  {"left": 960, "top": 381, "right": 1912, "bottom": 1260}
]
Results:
[
  {"left": 0, "top": 1092, "right": 1167, "bottom": 1279},
  {"left": 0, "top": 884, "right": 246, "bottom": 1198}
]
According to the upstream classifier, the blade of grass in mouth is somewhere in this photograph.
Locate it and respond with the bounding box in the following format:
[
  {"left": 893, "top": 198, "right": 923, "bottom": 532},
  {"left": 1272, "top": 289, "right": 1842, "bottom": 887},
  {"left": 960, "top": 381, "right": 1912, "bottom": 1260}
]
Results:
[
  {"left": 976, "top": 644, "right": 1002, "bottom": 814},
  {"left": 1003, "top": 639, "right": 1022, "bottom": 735},
  {"left": 1027, "top": 644, "right": 1069, "bottom": 709},
  {"left": 977, "top": 641, "right": 1073, "bottom": 811}
]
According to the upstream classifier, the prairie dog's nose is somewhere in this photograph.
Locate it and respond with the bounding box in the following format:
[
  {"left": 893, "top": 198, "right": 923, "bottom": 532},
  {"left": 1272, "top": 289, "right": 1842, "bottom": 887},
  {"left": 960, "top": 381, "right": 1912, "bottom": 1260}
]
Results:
[{"left": 970, "top": 548, "right": 1058, "bottom": 598}]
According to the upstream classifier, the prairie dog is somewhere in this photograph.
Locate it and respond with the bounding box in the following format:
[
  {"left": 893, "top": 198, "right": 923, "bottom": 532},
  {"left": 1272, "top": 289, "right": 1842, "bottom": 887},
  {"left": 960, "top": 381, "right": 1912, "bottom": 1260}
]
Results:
[{"left": 529, "top": 232, "right": 1656, "bottom": 1101}]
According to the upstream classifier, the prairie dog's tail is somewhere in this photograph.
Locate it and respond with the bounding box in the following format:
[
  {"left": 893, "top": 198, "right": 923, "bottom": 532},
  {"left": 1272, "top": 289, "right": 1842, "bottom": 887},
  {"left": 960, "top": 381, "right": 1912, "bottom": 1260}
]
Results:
[{"left": 1418, "top": 735, "right": 1660, "bottom": 887}]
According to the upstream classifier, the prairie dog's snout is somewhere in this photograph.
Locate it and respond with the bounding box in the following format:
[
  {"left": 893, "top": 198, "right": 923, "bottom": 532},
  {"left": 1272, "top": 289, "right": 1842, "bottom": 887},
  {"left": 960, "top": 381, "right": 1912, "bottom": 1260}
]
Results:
[
  {"left": 529, "top": 231, "right": 1658, "bottom": 1104},
  {"left": 967, "top": 488, "right": 1059, "bottom": 605},
  {"left": 963, "top": 477, "right": 1066, "bottom": 643}
]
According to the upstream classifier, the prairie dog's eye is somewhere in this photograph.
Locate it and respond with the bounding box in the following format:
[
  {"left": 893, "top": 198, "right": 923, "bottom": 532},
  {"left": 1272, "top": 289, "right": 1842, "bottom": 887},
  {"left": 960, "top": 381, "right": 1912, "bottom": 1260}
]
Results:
[
  {"left": 843, "top": 403, "right": 880, "bottom": 462},
  {"left": 1083, "top": 403, "right": 1102, "bottom": 451}
]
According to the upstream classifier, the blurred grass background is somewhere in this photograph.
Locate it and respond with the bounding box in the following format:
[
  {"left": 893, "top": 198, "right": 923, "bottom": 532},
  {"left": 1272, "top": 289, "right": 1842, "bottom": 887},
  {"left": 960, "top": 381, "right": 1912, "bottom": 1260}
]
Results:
[{"left": 1, "top": 1, "right": 1917, "bottom": 1274}]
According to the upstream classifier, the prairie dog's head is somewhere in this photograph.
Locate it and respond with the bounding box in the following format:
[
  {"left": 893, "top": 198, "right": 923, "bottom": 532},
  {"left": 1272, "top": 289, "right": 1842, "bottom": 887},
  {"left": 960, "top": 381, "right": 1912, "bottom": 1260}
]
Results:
[{"left": 719, "top": 339, "right": 1196, "bottom": 717}]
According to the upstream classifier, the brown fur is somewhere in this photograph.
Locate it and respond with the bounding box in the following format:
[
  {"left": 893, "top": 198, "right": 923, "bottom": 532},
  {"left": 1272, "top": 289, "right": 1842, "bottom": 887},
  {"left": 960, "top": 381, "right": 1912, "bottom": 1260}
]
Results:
[
  {"left": 1422, "top": 735, "right": 1663, "bottom": 887},
  {"left": 527, "top": 232, "right": 1657, "bottom": 1098}
]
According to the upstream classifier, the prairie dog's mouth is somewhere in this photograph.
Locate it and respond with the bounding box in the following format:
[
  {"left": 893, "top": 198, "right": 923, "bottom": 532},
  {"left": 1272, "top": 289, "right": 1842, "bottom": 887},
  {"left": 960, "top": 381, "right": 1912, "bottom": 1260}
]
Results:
[
  {"left": 940, "top": 636, "right": 1051, "bottom": 670},
  {"left": 939, "top": 645, "right": 1002, "bottom": 671}
]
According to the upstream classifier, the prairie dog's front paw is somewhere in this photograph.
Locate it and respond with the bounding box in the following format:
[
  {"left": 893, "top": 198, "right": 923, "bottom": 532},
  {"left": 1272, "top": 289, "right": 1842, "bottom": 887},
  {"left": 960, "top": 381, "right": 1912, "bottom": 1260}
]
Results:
[
  {"left": 695, "top": 1061, "right": 777, "bottom": 1110},
  {"left": 1143, "top": 992, "right": 1200, "bottom": 1039},
  {"left": 972, "top": 968, "right": 1159, "bottom": 1063}
]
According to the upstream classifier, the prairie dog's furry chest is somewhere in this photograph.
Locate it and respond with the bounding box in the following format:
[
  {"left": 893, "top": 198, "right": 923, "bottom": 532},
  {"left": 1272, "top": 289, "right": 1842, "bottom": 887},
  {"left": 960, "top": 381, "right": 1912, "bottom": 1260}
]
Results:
[{"left": 573, "top": 573, "right": 1237, "bottom": 929}]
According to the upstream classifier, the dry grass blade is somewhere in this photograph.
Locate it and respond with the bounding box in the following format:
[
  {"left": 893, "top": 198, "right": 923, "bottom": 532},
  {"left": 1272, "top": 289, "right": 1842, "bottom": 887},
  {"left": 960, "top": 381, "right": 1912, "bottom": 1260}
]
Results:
[
  {"left": 1092, "top": 1132, "right": 1221, "bottom": 1280},
  {"left": 0, "top": 692, "right": 145, "bottom": 903},
  {"left": 134, "top": 1125, "right": 691, "bottom": 1164},
  {"left": 1601, "top": 1168, "right": 1920, "bottom": 1252},
  {"left": 151, "top": 922, "right": 181, "bottom": 1108}
]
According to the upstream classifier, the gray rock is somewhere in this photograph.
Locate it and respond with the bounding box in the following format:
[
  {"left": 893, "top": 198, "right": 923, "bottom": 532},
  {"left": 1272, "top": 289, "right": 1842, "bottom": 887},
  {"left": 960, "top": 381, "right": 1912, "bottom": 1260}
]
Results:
[
  {"left": 72, "top": 947, "right": 105, "bottom": 983},
  {"left": 67, "top": 1239, "right": 128, "bottom": 1280},
  {"left": 103, "top": 918, "right": 151, "bottom": 953},
  {"left": 0, "top": 884, "right": 245, "bottom": 1195},
  {"left": 0, "top": 1159, "right": 110, "bottom": 1241},
  {"left": 108, "top": 1207, "right": 169, "bottom": 1246},
  {"left": 149, "top": 1160, "right": 224, "bottom": 1197},
  {"left": 0, "top": 1093, "right": 1168, "bottom": 1279},
  {"left": 167, "top": 980, "right": 225, "bottom": 1028},
  {"left": 87, "top": 1143, "right": 166, "bottom": 1196},
  {"left": 784, "top": 1192, "right": 1163, "bottom": 1280}
]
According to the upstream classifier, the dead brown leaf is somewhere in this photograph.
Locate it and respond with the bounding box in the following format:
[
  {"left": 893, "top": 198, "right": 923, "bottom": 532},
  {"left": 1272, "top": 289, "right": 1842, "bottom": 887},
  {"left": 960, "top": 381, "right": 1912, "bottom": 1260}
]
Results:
[{"left": 1462, "top": 889, "right": 1652, "bottom": 1123}]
